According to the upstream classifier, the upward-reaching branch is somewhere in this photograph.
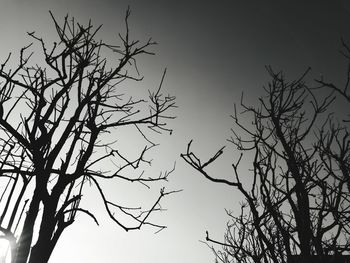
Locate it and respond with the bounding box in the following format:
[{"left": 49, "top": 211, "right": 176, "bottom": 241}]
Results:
[
  {"left": 0, "top": 9, "right": 176, "bottom": 263},
  {"left": 182, "top": 67, "right": 350, "bottom": 263}
]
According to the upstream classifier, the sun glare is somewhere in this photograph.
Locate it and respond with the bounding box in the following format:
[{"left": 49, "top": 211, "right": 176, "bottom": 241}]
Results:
[{"left": 0, "top": 240, "right": 10, "bottom": 263}]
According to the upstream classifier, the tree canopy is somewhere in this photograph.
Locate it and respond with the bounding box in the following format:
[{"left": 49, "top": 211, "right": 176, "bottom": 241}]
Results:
[
  {"left": 182, "top": 61, "right": 350, "bottom": 263},
  {"left": 0, "top": 9, "right": 176, "bottom": 263}
]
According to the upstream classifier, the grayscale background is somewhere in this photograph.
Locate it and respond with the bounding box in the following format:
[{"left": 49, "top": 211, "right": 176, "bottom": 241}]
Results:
[{"left": 0, "top": 1, "right": 350, "bottom": 262}]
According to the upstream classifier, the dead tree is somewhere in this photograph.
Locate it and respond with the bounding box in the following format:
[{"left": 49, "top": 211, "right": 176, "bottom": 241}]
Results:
[
  {"left": 182, "top": 66, "right": 350, "bottom": 263},
  {"left": 0, "top": 9, "right": 176, "bottom": 263}
]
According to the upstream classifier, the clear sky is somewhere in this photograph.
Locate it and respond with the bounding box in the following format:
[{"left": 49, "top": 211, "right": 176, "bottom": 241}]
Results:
[{"left": 1, "top": 1, "right": 350, "bottom": 262}]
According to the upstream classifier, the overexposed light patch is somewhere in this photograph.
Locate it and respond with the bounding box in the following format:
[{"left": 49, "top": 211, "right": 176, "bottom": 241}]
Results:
[{"left": 0, "top": 239, "right": 10, "bottom": 263}]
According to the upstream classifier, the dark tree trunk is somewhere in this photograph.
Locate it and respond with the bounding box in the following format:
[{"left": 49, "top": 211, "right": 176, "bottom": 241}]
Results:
[
  {"left": 27, "top": 198, "right": 58, "bottom": 263},
  {"left": 13, "top": 191, "right": 41, "bottom": 263}
]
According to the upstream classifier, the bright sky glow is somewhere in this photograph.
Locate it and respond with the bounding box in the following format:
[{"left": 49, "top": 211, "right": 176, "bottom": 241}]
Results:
[{"left": 0, "top": 1, "right": 350, "bottom": 262}]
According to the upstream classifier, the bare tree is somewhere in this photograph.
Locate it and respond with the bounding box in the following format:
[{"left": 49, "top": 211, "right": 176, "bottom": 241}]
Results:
[
  {"left": 0, "top": 8, "right": 177, "bottom": 263},
  {"left": 182, "top": 66, "right": 350, "bottom": 263}
]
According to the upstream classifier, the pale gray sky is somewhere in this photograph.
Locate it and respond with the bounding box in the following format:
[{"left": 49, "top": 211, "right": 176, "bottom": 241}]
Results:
[{"left": 1, "top": 1, "right": 350, "bottom": 262}]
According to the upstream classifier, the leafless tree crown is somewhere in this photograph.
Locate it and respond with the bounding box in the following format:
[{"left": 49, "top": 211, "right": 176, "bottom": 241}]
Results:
[
  {"left": 182, "top": 63, "right": 350, "bottom": 263},
  {"left": 0, "top": 9, "right": 177, "bottom": 263}
]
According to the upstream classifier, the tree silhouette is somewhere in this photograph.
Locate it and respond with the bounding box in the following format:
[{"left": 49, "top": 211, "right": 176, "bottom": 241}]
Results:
[
  {"left": 0, "top": 9, "right": 176, "bottom": 263},
  {"left": 182, "top": 64, "right": 350, "bottom": 263}
]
